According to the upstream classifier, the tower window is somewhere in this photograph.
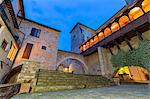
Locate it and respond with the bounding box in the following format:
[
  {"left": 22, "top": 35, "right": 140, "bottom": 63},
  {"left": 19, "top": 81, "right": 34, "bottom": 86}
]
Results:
[
  {"left": 30, "top": 28, "right": 41, "bottom": 38},
  {"left": 42, "top": 45, "right": 46, "bottom": 50},
  {"left": 1, "top": 39, "right": 8, "bottom": 51}
]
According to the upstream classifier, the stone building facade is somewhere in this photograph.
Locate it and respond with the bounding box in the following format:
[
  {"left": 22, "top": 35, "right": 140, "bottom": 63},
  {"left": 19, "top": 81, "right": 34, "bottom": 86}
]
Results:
[
  {"left": 14, "top": 17, "right": 60, "bottom": 70},
  {"left": 0, "top": 0, "right": 149, "bottom": 84},
  {"left": 70, "top": 23, "right": 95, "bottom": 53},
  {"left": 0, "top": 0, "right": 24, "bottom": 83}
]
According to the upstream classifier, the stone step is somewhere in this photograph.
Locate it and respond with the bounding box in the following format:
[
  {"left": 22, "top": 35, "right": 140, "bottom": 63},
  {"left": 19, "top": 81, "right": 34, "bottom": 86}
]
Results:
[
  {"left": 33, "top": 70, "right": 116, "bottom": 93},
  {"left": 37, "top": 76, "right": 108, "bottom": 80},
  {"left": 37, "top": 74, "right": 107, "bottom": 79},
  {"left": 36, "top": 82, "right": 104, "bottom": 86},
  {"left": 36, "top": 80, "right": 103, "bottom": 84},
  {"left": 32, "top": 84, "right": 85, "bottom": 93}
]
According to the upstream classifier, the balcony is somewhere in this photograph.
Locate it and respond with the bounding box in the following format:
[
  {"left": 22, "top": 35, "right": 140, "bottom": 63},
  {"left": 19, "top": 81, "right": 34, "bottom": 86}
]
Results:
[{"left": 81, "top": 12, "right": 150, "bottom": 56}]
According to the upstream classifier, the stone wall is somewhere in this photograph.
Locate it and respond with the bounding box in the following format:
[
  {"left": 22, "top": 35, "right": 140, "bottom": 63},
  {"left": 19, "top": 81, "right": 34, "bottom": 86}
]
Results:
[
  {"left": 98, "top": 47, "right": 114, "bottom": 77},
  {"left": 71, "top": 24, "right": 84, "bottom": 53},
  {"left": 71, "top": 24, "right": 94, "bottom": 53},
  {"left": 0, "top": 16, "right": 19, "bottom": 83},
  {"left": 0, "top": 62, "right": 11, "bottom": 84},
  {"left": 0, "top": 16, "right": 17, "bottom": 67},
  {"left": 14, "top": 18, "right": 59, "bottom": 70},
  {"left": 57, "top": 50, "right": 88, "bottom": 74},
  {"left": 84, "top": 52, "right": 102, "bottom": 75},
  {"left": 0, "top": 83, "right": 21, "bottom": 99},
  {"left": 17, "top": 61, "right": 40, "bottom": 85},
  {"left": 110, "top": 30, "right": 150, "bottom": 70}
]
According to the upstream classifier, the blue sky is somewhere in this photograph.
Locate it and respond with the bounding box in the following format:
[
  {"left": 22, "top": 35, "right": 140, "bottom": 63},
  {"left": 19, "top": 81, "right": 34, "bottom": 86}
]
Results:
[{"left": 24, "top": 0, "right": 126, "bottom": 51}]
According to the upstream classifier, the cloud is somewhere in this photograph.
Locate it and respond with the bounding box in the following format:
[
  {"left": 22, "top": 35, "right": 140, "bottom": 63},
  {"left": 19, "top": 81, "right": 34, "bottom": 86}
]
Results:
[{"left": 24, "top": 0, "right": 125, "bottom": 51}]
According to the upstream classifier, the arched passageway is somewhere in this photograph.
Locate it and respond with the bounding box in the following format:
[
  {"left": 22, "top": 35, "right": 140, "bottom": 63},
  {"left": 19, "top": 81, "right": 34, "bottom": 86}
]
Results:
[
  {"left": 3, "top": 65, "right": 22, "bottom": 84},
  {"left": 57, "top": 58, "right": 87, "bottom": 74}
]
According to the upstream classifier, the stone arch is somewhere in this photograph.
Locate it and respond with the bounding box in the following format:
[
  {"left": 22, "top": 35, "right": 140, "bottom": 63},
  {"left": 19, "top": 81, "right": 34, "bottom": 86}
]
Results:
[
  {"left": 111, "top": 22, "right": 120, "bottom": 33},
  {"left": 142, "top": 0, "right": 150, "bottom": 13},
  {"left": 57, "top": 56, "right": 89, "bottom": 74},
  {"left": 3, "top": 65, "right": 22, "bottom": 84},
  {"left": 128, "top": 7, "right": 144, "bottom": 21},
  {"left": 119, "top": 15, "right": 130, "bottom": 27}
]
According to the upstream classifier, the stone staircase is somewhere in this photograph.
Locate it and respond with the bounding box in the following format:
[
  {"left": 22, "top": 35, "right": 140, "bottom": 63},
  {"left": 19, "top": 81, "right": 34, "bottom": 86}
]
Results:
[{"left": 32, "top": 69, "right": 116, "bottom": 92}]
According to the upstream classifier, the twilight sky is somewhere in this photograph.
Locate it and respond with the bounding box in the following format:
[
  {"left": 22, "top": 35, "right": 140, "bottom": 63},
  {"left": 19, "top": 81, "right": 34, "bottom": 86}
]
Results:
[{"left": 24, "top": 0, "right": 126, "bottom": 51}]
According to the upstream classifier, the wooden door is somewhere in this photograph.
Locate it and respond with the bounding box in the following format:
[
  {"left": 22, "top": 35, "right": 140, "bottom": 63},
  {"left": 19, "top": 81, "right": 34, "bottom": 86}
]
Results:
[{"left": 22, "top": 43, "right": 33, "bottom": 59}]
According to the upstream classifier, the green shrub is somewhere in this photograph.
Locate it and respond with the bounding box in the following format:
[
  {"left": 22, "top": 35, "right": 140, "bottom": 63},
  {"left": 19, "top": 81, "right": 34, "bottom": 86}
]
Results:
[{"left": 111, "top": 40, "right": 150, "bottom": 71}]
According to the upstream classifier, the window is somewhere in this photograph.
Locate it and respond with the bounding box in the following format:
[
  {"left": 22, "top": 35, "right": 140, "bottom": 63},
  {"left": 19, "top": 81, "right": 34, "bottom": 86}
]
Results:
[
  {"left": 1, "top": 8, "right": 8, "bottom": 20},
  {"left": 30, "top": 28, "right": 41, "bottom": 38},
  {"left": 22, "top": 43, "right": 33, "bottom": 59},
  {"left": 1, "top": 39, "right": 8, "bottom": 51},
  {"left": 7, "top": 42, "right": 18, "bottom": 61},
  {"left": 42, "top": 45, "right": 46, "bottom": 50}
]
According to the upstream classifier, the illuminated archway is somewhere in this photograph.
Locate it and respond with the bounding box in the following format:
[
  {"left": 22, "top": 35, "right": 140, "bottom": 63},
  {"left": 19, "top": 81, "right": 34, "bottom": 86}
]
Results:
[
  {"left": 90, "top": 39, "right": 94, "bottom": 47},
  {"left": 83, "top": 45, "right": 86, "bottom": 51},
  {"left": 80, "top": 46, "right": 83, "bottom": 52},
  {"left": 119, "top": 16, "right": 130, "bottom": 27},
  {"left": 142, "top": 0, "right": 150, "bottom": 13},
  {"left": 111, "top": 22, "right": 120, "bottom": 32},
  {"left": 57, "top": 57, "right": 88, "bottom": 74},
  {"left": 86, "top": 42, "right": 90, "bottom": 49},
  {"left": 129, "top": 7, "right": 144, "bottom": 21},
  {"left": 94, "top": 36, "right": 99, "bottom": 44},
  {"left": 98, "top": 32, "right": 105, "bottom": 40},
  {"left": 104, "top": 28, "right": 112, "bottom": 37}
]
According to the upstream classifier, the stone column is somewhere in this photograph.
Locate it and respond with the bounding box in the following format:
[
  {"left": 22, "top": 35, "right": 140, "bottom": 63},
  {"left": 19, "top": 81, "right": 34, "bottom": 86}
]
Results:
[
  {"left": 98, "top": 47, "right": 106, "bottom": 76},
  {"left": 98, "top": 47, "right": 114, "bottom": 77}
]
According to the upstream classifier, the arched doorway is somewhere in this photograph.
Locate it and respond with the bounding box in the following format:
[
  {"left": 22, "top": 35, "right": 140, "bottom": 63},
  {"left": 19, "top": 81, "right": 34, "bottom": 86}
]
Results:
[
  {"left": 113, "top": 66, "right": 149, "bottom": 82},
  {"left": 3, "top": 65, "right": 22, "bottom": 84},
  {"left": 57, "top": 58, "right": 86, "bottom": 74}
]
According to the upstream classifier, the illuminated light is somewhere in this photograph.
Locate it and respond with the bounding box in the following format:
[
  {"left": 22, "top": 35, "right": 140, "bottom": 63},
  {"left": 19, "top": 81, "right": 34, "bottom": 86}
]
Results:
[
  {"left": 120, "top": 68, "right": 124, "bottom": 70},
  {"left": 104, "top": 28, "right": 112, "bottom": 37},
  {"left": 90, "top": 39, "right": 94, "bottom": 46},
  {"left": 98, "top": 32, "right": 105, "bottom": 40},
  {"left": 80, "top": 46, "right": 83, "bottom": 51},
  {"left": 63, "top": 67, "right": 69, "bottom": 73},
  {"left": 129, "top": 7, "right": 144, "bottom": 21},
  {"left": 142, "top": 0, "right": 150, "bottom": 13},
  {"left": 83, "top": 45, "right": 86, "bottom": 51},
  {"left": 94, "top": 36, "right": 99, "bottom": 44},
  {"left": 119, "top": 16, "right": 130, "bottom": 27},
  {"left": 86, "top": 42, "right": 90, "bottom": 49},
  {"left": 111, "top": 22, "right": 120, "bottom": 33}
]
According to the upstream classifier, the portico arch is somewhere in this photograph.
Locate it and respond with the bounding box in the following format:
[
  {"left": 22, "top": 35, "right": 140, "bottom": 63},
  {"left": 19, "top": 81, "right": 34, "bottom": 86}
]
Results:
[{"left": 57, "top": 56, "right": 89, "bottom": 74}]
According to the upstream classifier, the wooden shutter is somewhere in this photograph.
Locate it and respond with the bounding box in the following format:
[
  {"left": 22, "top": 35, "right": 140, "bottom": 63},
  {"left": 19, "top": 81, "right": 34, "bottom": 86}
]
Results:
[{"left": 22, "top": 43, "right": 33, "bottom": 59}]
